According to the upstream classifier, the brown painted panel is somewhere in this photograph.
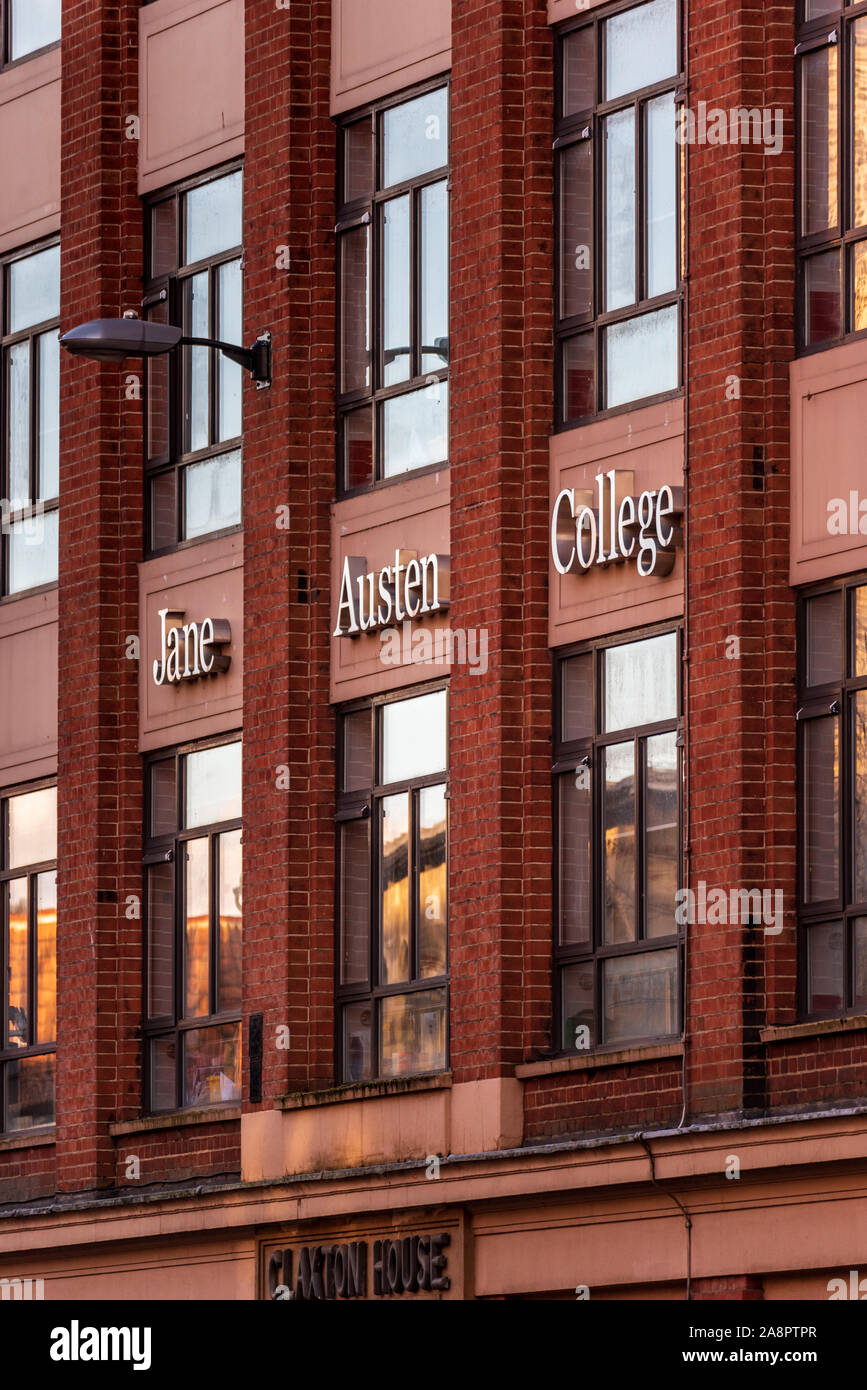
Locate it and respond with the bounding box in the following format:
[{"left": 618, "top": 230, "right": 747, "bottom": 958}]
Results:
[
  {"left": 331, "top": 0, "right": 450, "bottom": 116},
  {"left": 331, "top": 469, "right": 450, "bottom": 704},
  {"left": 0, "top": 590, "right": 58, "bottom": 787},
  {"left": 0, "top": 49, "right": 60, "bottom": 255},
  {"left": 139, "top": 533, "right": 242, "bottom": 750},
  {"left": 549, "top": 399, "right": 684, "bottom": 649},
  {"left": 139, "top": 0, "right": 244, "bottom": 195},
  {"left": 791, "top": 339, "right": 867, "bottom": 586}
]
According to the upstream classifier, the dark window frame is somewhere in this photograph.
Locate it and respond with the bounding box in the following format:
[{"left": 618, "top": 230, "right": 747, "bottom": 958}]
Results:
[
  {"left": 0, "top": 1, "right": 61, "bottom": 71},
  {"left": 142, "top": 160, "right": 244, "bottom": 558},
  {"left": 554, "top": 0, "right": 685, "bottom": 429},
  {"left": 0, "top": 776, "right": 56, "bottom": 1134},
  {"left": 335, "top": 77, "right": 450, "bottom": 499},
  {"left": 0, "top": 236, "right": 60, "bottom": 601},
  {"left": 142, "top": 732, "right": 242, "bottom": 1115},
  {"left": 335, "top": 681, "right": 450, "bottom": 1082},
  {"left": 795, "top": 0, "right": 867, "bottom": 354},
  {"left": 553, "top": 623, "right": 683, "bottom": 1053}
]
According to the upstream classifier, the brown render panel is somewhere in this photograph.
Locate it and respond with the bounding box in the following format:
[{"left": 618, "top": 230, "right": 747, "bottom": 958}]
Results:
[
  {"left": 139, "top": 533, "right": 242, "bottom": 750},
  {"left": 549, "top": 398, "right": 685, "bottom": 648},
  {"left": 331, "top": 0, "right": 450, "bottom": 115},
  {"left": 0, "top": 48, "right": 60, "bottom": 255},
  {"left": 0, "top": 589, "right": 58, "bottom": 787},
  {"left": 139, "top": 0, "right": 244, "bottom": 195}
]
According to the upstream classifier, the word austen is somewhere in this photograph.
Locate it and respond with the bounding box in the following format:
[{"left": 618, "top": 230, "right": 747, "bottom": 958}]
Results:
[
  {"left": 152, "top": 609, "right": 232, "bottom": 686},
  {"left": 379, "top": 620, "right": 488, "bottom": 675},
  {"left": 675, "top": 881, "right": 783, "bottom": 936},
  {"left": 552, "top": 471, "right": 683, "bottom": 579},
  {"left": 334, "top": 550, "right": 449, "bottom": 637},
  {"left": 676, "top": 103, "right": 784, "bottom": 156}
]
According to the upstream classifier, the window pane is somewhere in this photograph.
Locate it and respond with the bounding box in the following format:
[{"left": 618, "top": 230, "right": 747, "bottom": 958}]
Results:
[
  {"left": 855, "top": 586, "right": 867, "bottom": 678},
  {"left": 218, "top": 259, "right": 242, "bottom": 441},
  {"left": 646, "top": 732, "right": 679, "bottom": 938},
  {"left": 343, "top": 117, "right": 374, "bottom": 203},
  {"left": 562, "top": 652, "right": 594, "bottom": 742},
  {"left": 853, "top": 918, "right": 867, "bottom": 1012},
  {"left": 604, "top": 108, "right": 636, "bottom": 312},
  {"left": 803, "top": 0, "right": 837, "bottom": 16},
  {"left": 183, "top": 1022, "right": 241, "bottom": 1106},
  {"left": 184, "top": 837, "right": 210, "bottom": 1019},
  {"left": 343, "top": 708, "right": 373, "bottom": 792},
  {"left": 342, "top": 1001, "right": 374, "bottom": 1083},
  {"left": 561, "top": 962, "right": 595, "bottom": 1050},
  {"left": 340, "top": 224, "right": 371, "bottom": 394},
  {"left": 855, "top": 691, "right": 867, "bottom": 902},
  {"left": 8, "top": 509, "right": 58, "bottom": 594},
  {"left": 562, "top": 332, "right": 595, "bottom": 421},
  {"left": 804, "top": 249, "right": 842, "bottom": 344},
  {"left": 380, "top": 988, "right": 446, "bottom": 1077},
  {"left": 218, "top": 829, "right": 242, "bottom": 1013},
  {"left": 185, "top": 741, "right": 241, "bottom": 828},
  {"left": 5, "top": 1054, "right": 55, "bottom": 1131},
  {"left": 562, "top": 26, "right": 595, "bottom": 117},
  {"left": 382, "top": 380, "right": 448, "bottom": 477},
  {"left": 559, "top": 773, "right": 592, "bottom": 947},
  {"left": 186, "top": 271, "right": 210, "bottom": 453},
  {"left": 149, "top": 1036, "right": 177, "bottom": 1112},
  {"left": 150, "top": 758, "right": 177, "bottom": 838},
  {"left": 8, "top": 786, "right": 56, "bottom": 868},
  {"left": 380, "top": 792, "right": 410, "bottom": 985},
  {"left": 647, "top": 92, "right": 677, "bottom": 299},
  {"left": 803, "top": 715, "right": 839, "bottom": 902},
  {"left": 419, "top": 784, "right": 447, "bottom": 978},
  {"left": 7, "top": 879, "right": 28, "bottom": 1047},
  {"left": 559, "top": 141, "right": 593, "bottom": 321},
  {"left": 342, "top": 406, "right": 374, "bottom": 490},
  {"left": 383, "top": 195, "right": 411, "bottom": 386},
  {"left": 150, "top": 471, "right": 176, "bottom": 550},
  {"left": 38, "top": 331, "right": 60, "bottom": 500},
  {"left": 184, "top": 448, "right": 242, "bottom": 539},
  {"left": 603, "top": 948, "right": 678, "bottom": 1044},
  {"left": 805, "top": 590, "right": 843, "bottom": 686},
  {"left": 604, "top": 0, "right": 677, "bottom": 102},
  {"left": 9, "top": 0, "right": 61, "bottom": 60},
  {"left": 382, "top": 88, "right": 448, "bottom": 189},
  {"left": 603, "top": 742, "right": 636, "bottom": 944},
  {"left": 36, "top": 870, "right": 56, "bottom": 1043},
  {"left": 800, "top": 46, "right": 838, "bottom": 237},
  {"left": 150, "top": 198, "right": 178, "bottom": 278},
  {"left": 604, "top": 633, "right": 678, "bottom": 732},
  {"left": 605, "top": 305, "right": 679, "bottom": 409},
  {"left": 340, "top": 819, "right": 370, "bottom": 985},
  {"left": 807, "top": 921, "right": 844, "bottom": 1014},
  {"left": 7, "top": 340, "right": 30, "bottom": 508},
  {"left": 855, "top": 20, "right": 867, "bottom": 229},
  {"left": 147, "top": 862, "right": 175, "bottom": 1018},
  {"left": 9, "top": 246, "right": 60, "bottom": 333},
  {"left": 421, "top": 181, "right": 449, "bottom": 374},
  {"left": 854, "top": 241, "right": 867, "bottom": 333},
  {"left": 185, "top": 171, "right": 242, "bottom": 265},
  {"left": 382, "top": 689, "right": 447, "bottom": 784}
]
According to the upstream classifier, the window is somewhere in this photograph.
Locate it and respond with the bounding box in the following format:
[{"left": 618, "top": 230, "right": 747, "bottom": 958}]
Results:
[
  {"left": 143, "top": 167, "right": 243, "bottom": 553},
  {"left": 1, "top": 242, "right": 60, "bottom": 597},
  {"left": 337, "top": 687, "right": 448, "bottom": 1081},
  {"left": 555, "top": 0, "right": 682, "bottom": 424},
  {"left": 2, "top": 0, "right": 61, "bottom": 65},
  {"left": 795, "top": 1, "right": 867, "bottom": 347},
  {"left": 336, "top": 84, "right": 449, "bottom": 493},
  {"left": 1, "top": 784, "right": 56, "bottom": 1132},
  {"left": 797, "top": 578, "right": 867, "bottom": 1017},
  {"left": 143, "top": 739, "right": 242, "bottom": 1112},
  {"left": 554, "top": 630, "right": 681, "bottom": 1049}
]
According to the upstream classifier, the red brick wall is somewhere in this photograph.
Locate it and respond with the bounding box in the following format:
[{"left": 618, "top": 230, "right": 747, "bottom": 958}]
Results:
[{"left": 111, "top": 1122, "right": 239, "bottom": 1188}]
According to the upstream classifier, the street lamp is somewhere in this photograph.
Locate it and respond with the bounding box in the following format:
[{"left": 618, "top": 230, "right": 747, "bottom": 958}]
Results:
[{"left": 60, "top": 313, "right": 272, "bottom": 388}]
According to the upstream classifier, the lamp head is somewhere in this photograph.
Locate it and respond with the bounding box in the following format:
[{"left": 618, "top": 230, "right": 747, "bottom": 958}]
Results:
[{"left": 60, "top": 317, "right": 183, "bottom": 363}]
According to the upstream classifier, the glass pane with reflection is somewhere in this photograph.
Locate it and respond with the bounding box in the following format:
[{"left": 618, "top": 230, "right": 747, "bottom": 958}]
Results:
[
  {"left": 855, "top": 691, "right": 867, "bottom": 903},
  {"left": 382, "top": 379, "right": 448, "bottom": 477},
  {"left": 380, "top": 793, "right": 410, "bottom": 985},
  {"left": 604, "top": 108, "right": 636, "bottom": 312},
  {"left": 382, "top": 195, "right": 411, "bottom": 386},
  {"left": 218, "top": 829, "right": 242, "bottom": 1013},
  {"left": 562, "top": 332, "right": 595, "bottom": 421},
  {"left": 340, "top": 820, "right": 370, "bottom": 985},
  {"left": 342, "top": 405, "right": 374, "bottom": 489},
  {"left": 38, "top": 331, "right": 60, "bottom": 501},
  {"left": 343, "top": 117, "right": 374, "bottom": 203},
  {"left": 150, "top": 758, "right": 177, "bottom": 839},
  {"left": 647, "top": 92, "right": 677, "bottom": 299},
  {"left": 559, "top": 141, "right": 593, "bottom": 321},
  {"left": 184, "top": 837, "right": 210, "bottom": 1019},
  {"left": 379, "top": 987, "right": 446, "bottom": 1077},
  {"left": 340, "top": 224, "right": 370, "bottom": 394},
  {"left": 185, "top": 271, "right": 210, "bottom": 454},
  {"left": 604, "top": 633, "right": 677, "bottom": 733},
  {"left": 342, "top": 1000, "right": 373, "bottom": 1083},
  {"left": 855, "top": 586, "right": 867, "bottom": 678},
  {"left": 5, "top": 1053, "right": 55, "bottom": 1131},
  {"left": 854, "top": 20, "right": 867, "bottom": 230},
  {"left": 8, "top": 786, "right": 56, "bottom": 868},
  {"left": 800, "top": 46, "right": 838, "bottom": 237},
  {"left": 562, "top": 26, "right": 595, "bottom": 117},
  {"left": 184, "top": 448, "right": 242, "bottom": 539},
  {"left": 804, "top": 249, "right": 842, "bottom": 344},
  {"left": 7, "top": 879, "right": 28, "bottom": 1048},
  {"left": 185, "top": 741, "right": 241, "bottom": 828},
  {"left": 604, "top": 0, "right": 677, "bottom": 102},
  {"left": 807, "top": 921, "right": 844, "bottom": 1014},
  {"left": 9, "top": 245, "right": 60, "bottom": 334},
  {"left": 8, "top": 341, "right": 30, "bottom": 508},
  {"left": 603, "top": 742, "right": 636, "bottom": 943},
  {"left": 562, "top": 652, "right": 594, "bottom": 742},
  {"left": 185, "top": 171, "right": 242, "bottom": 265},
  {"left": 149, "top": 1036, "right": 177, "bottom": 1112},
  {"left": 36, "top": 870, "right": 56, "bottom": 1043},
  {"left": 382, "top": 88, "right": 448, "bottom": 189},
  {"left": 803, "top": 715, "right": 839, "bottom": 903},
  {"left": 8, "top": 509, "right": 58, "bottom": 594},
  {"left": 418, "top": 784, "right": 447, "bottom": 978},
  {"left": 646, "top": 732, "right": 679, "bottom": 938},
  {"left": 603, "top": 948, "right": 677, "bottom": 1044},
  {"left": 150, "top": 198, "right": 178, "bottom": 278},
  {"left": 421, "top": 181, "right": 449, "bottom": 374},
  {"left": 854, "top": 241, "right": 867, "bottom": 333},
  {"left": 150, "top": 471, "right": 177, "bottom": 551},
  {"left": 218, "top": 259, "right": 242, "bottom": 442},
  {"left": 854, "top": 918, "right": 867, "bottom": 1012},
  {"left": 147, "top": 861, "right": 175, "bottom": 1019},
  {"left": 561, "top": 961, "right": 594, "bottom": 1050},
  {"left": 343, "top": 708, "right": 373, "bottom": 792},
  {"left": 10, "top": 0, "right": 61, "bottom": 61},
  {"left": 559, "top": 772, "right": 592, "bottom": 947},
  {"left": 805, "top": 589, "right": 842, "bottom": 686},
  {"left": 605, "top": 304, "right": 678, "bottom": 409},
  {"left": 382, "top": 689, "right": 447, "bottom": 784},
  {"left": 183, "top": 1021, "right": 241, "bottom": 1106}
]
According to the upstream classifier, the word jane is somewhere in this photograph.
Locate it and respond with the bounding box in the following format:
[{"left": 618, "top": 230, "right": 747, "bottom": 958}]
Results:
[
  {"left": 334, "top": 550, "right": 449, "bottom": 638},
  {"left": 152, "top": 608, "right": 232, "bottom": 686},
  {"left": 552, "top": 471, "right": 683, "bottom": 579}
]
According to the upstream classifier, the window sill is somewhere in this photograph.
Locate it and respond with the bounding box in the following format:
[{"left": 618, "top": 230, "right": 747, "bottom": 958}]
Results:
[
  {"left": 108, "top": 1104, "right": 241, "bottom": 1136},
  {"left": 0, "top": 1127, "right": 55, "bottom": 1152},
  {"left": 761, "top": 1015, "right": 867, "bottom": 1044},
  {"left": 278, "top": 1072, "right": 452, "bottom": 1110},
  {"left": 516, "top": 1041, "right": 683, "bottom": 1079}
]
